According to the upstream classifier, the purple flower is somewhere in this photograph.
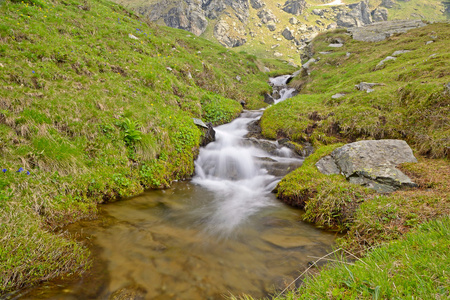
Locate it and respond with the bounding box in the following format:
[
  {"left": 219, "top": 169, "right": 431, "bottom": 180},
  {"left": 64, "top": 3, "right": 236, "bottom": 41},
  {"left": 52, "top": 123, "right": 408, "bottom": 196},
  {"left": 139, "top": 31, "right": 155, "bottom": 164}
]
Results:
[
  {"left": 26, "top": 171, "right": 30, "bottom": 175},
  {"left": 32, "top": 70, "right": 35, "bottom": 74},
  {"left": 2, "top": 169, "right": 6, "bottom": 173},
  {"left": 17, "top": 167, "right": 23, "bottom": 173}
]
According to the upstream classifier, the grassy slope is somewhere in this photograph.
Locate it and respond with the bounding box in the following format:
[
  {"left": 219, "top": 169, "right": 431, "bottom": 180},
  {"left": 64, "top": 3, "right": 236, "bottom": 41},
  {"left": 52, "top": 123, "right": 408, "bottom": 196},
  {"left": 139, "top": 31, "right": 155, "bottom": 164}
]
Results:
[
  {"left": 276, "top": 216, "right": 450, "bottom": 299},
  {"left": 255, "top": 23, "right": 450, "bottom": 298},
  {"left": 0, "top": 0, "right": 274, "bottom": 294},
  {"left": 262, "top": 22, "right": 450, "bottom": 240}
]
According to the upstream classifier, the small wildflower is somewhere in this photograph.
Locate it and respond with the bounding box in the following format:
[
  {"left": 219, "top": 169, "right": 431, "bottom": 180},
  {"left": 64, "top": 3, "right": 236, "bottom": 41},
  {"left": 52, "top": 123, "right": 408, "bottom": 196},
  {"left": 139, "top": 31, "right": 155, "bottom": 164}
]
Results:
[
  {"left": 27, "top": 171, "right": 30, "bottom": 175},
  {"left": 17, "top": 167, "right": 23, "bottom": 173},
  {"left": 32, "top": 70, "right": 35, "bottom": 73},
  {"left": 2, "top": 169, "right": 6, "bottom": 173}
]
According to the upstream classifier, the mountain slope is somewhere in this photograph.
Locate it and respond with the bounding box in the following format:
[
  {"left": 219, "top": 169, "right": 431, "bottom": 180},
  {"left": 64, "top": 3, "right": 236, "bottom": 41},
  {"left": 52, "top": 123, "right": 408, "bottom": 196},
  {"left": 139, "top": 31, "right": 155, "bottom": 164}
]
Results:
[
  {"left": 0, "top": 0, "right": 282, "bottom": 294},
  {"left": 113, "top": 0, "right": 449, "bottom": 63}
]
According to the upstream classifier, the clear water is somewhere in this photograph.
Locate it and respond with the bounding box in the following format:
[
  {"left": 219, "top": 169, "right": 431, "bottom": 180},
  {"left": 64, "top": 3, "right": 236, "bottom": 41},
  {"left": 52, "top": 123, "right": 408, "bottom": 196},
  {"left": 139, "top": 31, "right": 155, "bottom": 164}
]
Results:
[{"left": 20, "top": 111, "right": 336, "bottom": 300}]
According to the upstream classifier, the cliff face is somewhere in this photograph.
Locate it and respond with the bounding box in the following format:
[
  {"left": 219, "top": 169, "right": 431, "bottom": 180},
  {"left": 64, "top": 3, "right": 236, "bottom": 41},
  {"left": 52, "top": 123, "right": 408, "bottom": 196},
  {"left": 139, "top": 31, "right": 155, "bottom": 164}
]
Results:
[{"left": 126, "top": 0, "right": 447, "bottom": 61}]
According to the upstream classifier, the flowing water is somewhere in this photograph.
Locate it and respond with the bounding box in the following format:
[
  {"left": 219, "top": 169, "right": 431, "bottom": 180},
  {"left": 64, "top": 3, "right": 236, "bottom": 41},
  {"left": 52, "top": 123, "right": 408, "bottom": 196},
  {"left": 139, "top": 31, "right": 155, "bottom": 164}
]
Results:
[
  {"left": 269, "top": 75, "right": 297, "bottom": 104},
  {"left": 20, "top": 89, "right": 336, "bottom": 300}
]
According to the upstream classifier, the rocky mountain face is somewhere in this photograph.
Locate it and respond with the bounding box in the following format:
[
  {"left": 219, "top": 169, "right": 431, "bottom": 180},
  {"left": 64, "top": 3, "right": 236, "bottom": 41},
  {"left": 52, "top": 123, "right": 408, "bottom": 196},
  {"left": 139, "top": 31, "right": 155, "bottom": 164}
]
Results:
[{"left": 126, "top": 0, "right": 447, "bottom": 62}]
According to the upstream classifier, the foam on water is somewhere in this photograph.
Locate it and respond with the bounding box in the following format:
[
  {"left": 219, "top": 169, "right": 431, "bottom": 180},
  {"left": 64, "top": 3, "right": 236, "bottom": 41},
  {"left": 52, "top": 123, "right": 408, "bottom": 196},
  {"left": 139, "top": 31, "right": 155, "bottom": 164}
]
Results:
[{"left": 192, "top": 110, "right": 299, "bottom": 236}]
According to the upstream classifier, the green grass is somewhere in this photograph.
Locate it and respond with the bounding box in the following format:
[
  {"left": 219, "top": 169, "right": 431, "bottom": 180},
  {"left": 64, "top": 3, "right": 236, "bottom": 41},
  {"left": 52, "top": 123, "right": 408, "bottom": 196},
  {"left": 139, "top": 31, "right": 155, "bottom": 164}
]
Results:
[
  {"left": 230, "top": 216, "right": 450, "bottom": 300},
  {"left": 0, "top": 0, "right": 274, "bottom": 294},
  {"left": 257, "top": 23, "right": 450, "bottom": 299},
  {"left": 275, "top": 216, "right": 450, "bottom": 299},
  {"left": 262, "top": 23, "right": 450, "bottom": 158}
]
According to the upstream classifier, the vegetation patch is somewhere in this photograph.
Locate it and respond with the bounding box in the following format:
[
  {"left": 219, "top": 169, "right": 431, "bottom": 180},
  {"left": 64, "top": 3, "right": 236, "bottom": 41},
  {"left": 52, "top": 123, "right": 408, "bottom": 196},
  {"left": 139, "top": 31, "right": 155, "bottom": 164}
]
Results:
[
  {"left": 259, "top": 23, "right": 450, "bottom": 299},
  {"left": 275, "top": 216, "right": 450, "bottom": 300},
  {"left": 0, "top": 0, "right": 273, "bottom": 294},
  {"left": 262, "top": 23, "right": 450, "bottom": 158},
  {"left": 276, "top": 144, "right": 375, "bottom": 231}
]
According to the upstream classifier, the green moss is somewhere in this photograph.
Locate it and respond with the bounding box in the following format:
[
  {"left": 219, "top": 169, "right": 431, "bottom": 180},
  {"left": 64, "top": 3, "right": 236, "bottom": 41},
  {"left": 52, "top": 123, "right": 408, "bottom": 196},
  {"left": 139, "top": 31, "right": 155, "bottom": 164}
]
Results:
[{"left": 276, "top": 144, "right": 374, "bottom": 231}]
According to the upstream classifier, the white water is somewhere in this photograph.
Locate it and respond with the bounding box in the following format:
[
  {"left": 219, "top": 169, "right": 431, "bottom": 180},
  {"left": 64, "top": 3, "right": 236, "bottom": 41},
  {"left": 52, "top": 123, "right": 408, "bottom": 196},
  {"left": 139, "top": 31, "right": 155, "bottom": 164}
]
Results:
[
  {"left": 269, "top": 75, "right": 297, "bottom": 104},
  {"left": 192, "top": 110, "right": 302, "bottom": 237}
]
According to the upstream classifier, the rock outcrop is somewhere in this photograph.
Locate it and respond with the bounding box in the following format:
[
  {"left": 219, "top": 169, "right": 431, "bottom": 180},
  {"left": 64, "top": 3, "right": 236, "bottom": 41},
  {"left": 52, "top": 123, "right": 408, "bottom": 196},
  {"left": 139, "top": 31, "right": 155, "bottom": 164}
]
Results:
[
  {"left": 257, "top": 8, "right": 279, "bottom": 24},
  {"left": 282, "top": 0, "right": 307, "bottom": 15},
  {"left": 282, "top": 27, "right": 295, "bottom": 40},
  {"left": 316, "top": 140, "right": 418, "bottom": 193},
  {"left": 214, "top": 18, "right": 247, "bottom": 47},
  {"left": 348, "top": 19, "right": 426, "bottom": 42},
  {"left": 336, "top": 0, "right": 372, "bottom": 27}
]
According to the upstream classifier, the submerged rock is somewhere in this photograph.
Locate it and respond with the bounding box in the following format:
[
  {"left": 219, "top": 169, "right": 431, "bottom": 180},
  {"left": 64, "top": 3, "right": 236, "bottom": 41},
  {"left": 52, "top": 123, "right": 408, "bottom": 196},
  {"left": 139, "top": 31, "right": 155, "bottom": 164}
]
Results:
[{"left": 316, "top": 140, "right": 418, "bottom": 193}]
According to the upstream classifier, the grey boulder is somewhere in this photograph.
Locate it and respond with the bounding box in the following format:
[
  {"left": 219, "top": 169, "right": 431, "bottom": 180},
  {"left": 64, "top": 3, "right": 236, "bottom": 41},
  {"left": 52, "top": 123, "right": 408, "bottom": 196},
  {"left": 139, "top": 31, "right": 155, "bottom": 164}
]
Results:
[{"left": 316, "top": 140, "right": 418, "bottom": 193}]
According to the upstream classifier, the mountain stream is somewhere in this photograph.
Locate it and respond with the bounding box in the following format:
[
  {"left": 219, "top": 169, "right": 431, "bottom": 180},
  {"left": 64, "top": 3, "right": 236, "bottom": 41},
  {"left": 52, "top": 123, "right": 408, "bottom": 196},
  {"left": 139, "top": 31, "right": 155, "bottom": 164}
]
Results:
[{"left": 20, "top": 75, "right": 336, "bottom": 300}]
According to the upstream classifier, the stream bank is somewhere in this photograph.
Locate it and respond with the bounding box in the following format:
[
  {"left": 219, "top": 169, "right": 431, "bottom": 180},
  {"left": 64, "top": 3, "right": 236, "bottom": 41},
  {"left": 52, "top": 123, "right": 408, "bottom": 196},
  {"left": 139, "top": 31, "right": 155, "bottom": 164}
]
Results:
[{"left": 20, "top": 110, "right": 337, "bottom": 300}]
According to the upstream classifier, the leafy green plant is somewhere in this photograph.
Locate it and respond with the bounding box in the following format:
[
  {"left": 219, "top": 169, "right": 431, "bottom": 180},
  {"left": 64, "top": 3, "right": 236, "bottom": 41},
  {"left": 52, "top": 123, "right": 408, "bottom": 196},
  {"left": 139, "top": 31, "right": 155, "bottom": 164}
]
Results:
[{"left": 117, "top": 118, "right": 142, "bottom": 147}]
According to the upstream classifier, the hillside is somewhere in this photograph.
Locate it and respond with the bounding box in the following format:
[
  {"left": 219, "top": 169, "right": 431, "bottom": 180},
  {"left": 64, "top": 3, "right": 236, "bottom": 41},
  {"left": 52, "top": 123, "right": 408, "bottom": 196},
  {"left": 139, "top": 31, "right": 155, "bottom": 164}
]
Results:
[
  {"left": 0, "top": 0, "right": 285, "bottom": 294},
  {"left": 217, "top": 22, "right": 450, "bottom": 300},
  {"left": 255, "top": 22, "right": 450, "bottom": 299},
  {"left": 111, "top": 0, "right": 449, "bottom": 63}
]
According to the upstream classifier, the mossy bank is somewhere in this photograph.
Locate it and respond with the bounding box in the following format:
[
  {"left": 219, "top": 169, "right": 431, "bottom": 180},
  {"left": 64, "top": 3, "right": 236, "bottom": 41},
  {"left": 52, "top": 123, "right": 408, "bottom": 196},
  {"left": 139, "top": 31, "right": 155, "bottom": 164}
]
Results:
[
  {"left": 253, "top": 23, "right": 450, "bottom": 299},
  {"left": 0, "top": 0, "right": 296, "bottom": 294}
]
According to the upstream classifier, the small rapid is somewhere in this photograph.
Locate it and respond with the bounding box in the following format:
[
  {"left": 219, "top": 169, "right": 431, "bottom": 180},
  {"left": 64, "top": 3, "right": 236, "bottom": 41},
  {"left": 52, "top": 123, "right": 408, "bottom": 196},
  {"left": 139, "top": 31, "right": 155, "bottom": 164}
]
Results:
[
  {"left": 192, "top": 110, "right": 301, "bottom": 237},
  {"left": 269, "top": 75, "right": 297, "bottom": 104}
]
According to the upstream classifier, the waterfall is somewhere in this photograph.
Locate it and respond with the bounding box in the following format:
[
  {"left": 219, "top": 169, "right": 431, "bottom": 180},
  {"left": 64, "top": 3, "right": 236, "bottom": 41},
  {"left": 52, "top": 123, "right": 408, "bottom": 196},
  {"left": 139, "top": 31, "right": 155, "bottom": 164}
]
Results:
[{"left": 192, "top": 111, "right": 302, "bottom": 237}]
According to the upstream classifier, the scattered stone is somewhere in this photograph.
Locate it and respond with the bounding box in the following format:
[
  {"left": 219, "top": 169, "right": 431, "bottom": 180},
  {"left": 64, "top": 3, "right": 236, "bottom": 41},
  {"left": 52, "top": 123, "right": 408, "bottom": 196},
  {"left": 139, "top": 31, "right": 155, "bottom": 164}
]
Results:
[
  {"left": 426, "top": 40, "right": 434, "bottom": 45},
  {"left": 312, "top": 9, "right": 323, "bottom": 16},
  {"left": 128, "top": 33, "right": 139, "bottom": 40},
  {"left": 264, "top": 67, "right": 270, "bottom": 72},
  {"left": 355, "top": 82, "right": 383, "bottom": 92},
  {"left": 214, "top": 19, "right": 247, "bottom": 48},
  {"left": 166, "top": 67, "right": 173, "bottom": 71},
  {"left": 257, "top": 9, "right": 279, "bottom": 24},
  {"left": 376, "top": 55, "right": 396, "bottom": 69},
  {"left": 428, "top": 53, "right": 437, "bottom": 58},
  {"left": 371, "top": 7, "right": 388, "bottom": 22},
  {"left": 302, "top": 58, "right": 316, "bottom": 69},
  {"left": 274, "top": 52, "right": 283, "bottom": 57},
  {"left": 336, "top": 0, "right": 372, "bottom": 28},
  {"left": 327, "top": 23, "right": 337, "bottom": 30},
  {"left": 319, "top": 51, "right": 332, "bottom": 55},
  {"left": 0, "top": 63, "right": 4, "bottom": 68},
  {"left": 315, "top": 140, "right": 418, "bottom": 193},
  {"left": 289, "top": 17, "right": 298, "bottom": 25},
  {"left": 348, "top": 20, "right": 426, "bottom": 42},
  {"left": 271, "top": 44, "right": 280, "bottom": 49},
  {"left": 331, "top": 93, "right": 346, "bottom": 99},
  {"left": 267, "top": 23, "right": 277, "bottom": 31},
  {"left": 264, "top": 93, "right": 275, "bottom": 104},
  {"left": 282, "top": 27, "right": 295, "bottom": 40},
  {"left": 328, "top": 43, "right": 343, "bottom": 48},
  {"left": 193, "top": 118, "right": 208, "bottom": 129},
  {"left": 250, "top": 0, "right": 265, "bottom": 9},
  {"left": 236, "top": 75, "right": 242, "bottom": 82},
  {"left": 201, "top": 122, "right": 216, "bottom": 146},
  {"left": 288, "top": 61, "right": 298, "bottom": 67},
  {"left": 392, "top": 50, "right": 411, "bottom": 56},
  {"left": 346, "top": 52, "right": 351, "bottom": 58},
  {"left": 381, "top": 0, "right": 395, "bottom": 8},
  {"left": 282, "top": 0, "right": 307, "bottom": 15}
]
